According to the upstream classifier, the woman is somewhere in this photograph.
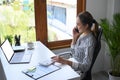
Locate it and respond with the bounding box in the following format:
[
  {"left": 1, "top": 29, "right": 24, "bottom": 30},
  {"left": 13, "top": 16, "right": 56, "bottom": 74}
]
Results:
[{"left": 52, "top": 11, "right": 98, "bottom": 78}]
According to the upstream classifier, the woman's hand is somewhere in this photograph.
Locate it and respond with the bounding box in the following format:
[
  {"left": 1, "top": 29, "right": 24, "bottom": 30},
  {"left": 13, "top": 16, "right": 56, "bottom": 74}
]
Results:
[
  {"left": 71, "top": 27, "right": 80, "bottom": 45},
  {"left": 51, "top": 56, "right": 72, "bottom": 66},
  {"left": 51, "top": 56, "right": 65, "bottom": 64}
]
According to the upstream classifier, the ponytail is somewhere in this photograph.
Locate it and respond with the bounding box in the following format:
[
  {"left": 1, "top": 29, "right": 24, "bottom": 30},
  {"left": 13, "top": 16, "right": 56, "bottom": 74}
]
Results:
[{"left": 91, "top": 19, "right": 99, "bottom": 38}]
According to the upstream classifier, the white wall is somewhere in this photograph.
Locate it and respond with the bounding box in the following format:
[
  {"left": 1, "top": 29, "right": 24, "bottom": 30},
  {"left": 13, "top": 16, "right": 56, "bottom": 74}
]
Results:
[
  {"left": 86, "top": 0, "right": 107, "bottom": 22},
  {"left": 86, "top": 0, "right": 120, "bottom": 23},
  {"left": 114, "top": 0, "right": 120, "bottom": 14},
  {"left": 107, "top": 0, "right": 120, "bottom": 22},
  {"left": 106, "top": 0, "right": 114, "bottom": 22}
]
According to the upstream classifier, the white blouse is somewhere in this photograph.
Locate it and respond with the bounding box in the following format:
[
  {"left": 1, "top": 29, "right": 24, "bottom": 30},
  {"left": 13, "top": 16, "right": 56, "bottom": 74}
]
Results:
[{"left": 71, "top": 32, "right": 96, "bottom": 72}]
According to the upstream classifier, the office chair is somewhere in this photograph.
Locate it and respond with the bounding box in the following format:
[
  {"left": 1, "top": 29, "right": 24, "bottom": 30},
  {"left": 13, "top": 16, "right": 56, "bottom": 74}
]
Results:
[{"left": 82, "top": 27, "right": 103, "bottom": 80}]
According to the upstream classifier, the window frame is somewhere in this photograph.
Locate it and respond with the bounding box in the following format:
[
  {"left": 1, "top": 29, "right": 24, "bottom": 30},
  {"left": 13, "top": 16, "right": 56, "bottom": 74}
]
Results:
[{"left": 34, "top": 0, "right": 86, "bottom": 49}]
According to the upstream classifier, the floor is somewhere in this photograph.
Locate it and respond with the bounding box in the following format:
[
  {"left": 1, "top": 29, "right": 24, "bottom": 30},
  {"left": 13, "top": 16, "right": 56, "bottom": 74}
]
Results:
[{"left": 92, "top": 71, "right": 109, "bottom": 80}]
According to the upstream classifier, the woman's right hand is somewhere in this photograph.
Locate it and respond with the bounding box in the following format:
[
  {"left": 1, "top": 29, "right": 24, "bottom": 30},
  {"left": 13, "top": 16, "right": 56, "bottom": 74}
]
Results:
[{"left": 72, "top": 27, "right": 80, "bottom": 45}]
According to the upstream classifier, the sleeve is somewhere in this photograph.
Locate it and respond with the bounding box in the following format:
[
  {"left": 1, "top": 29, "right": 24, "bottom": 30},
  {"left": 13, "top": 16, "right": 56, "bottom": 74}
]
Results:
[{"left": 71, "top": 45, "right": 95, "bottom": 72}]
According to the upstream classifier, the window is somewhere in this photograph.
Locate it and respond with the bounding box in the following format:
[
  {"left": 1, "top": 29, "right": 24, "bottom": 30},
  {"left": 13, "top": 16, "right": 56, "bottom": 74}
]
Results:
[
  {"left": 35, "top": 0, "right": 86, "bottom": 49},
  {"left": 0, "top": 0, "right": 36, "bottom": 44},
  {"left": 47, "top": 0, "right": 76, "bottom": 42}
]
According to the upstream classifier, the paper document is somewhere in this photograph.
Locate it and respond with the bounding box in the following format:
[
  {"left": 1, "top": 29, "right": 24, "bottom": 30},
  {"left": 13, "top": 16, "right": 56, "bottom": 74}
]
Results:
[{"left": 22, "top": 64, "right": 61, "bottom": 80}]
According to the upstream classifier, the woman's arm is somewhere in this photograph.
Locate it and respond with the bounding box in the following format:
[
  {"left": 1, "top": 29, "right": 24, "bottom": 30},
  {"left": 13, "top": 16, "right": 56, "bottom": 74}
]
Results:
[{"left": 71, "top": 45, "right": 95, "bottom": 72}]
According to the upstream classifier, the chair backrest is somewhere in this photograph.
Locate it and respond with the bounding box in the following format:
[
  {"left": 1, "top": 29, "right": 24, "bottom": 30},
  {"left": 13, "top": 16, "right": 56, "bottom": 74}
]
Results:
[{"left": 82, "top": 27, "right": 103, "bottom": 80}]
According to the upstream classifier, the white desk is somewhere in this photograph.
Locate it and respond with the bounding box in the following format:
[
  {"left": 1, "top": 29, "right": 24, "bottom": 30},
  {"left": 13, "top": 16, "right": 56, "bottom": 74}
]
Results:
[{"left": 0, "top": 41, "right": 80, "bottom": 80}]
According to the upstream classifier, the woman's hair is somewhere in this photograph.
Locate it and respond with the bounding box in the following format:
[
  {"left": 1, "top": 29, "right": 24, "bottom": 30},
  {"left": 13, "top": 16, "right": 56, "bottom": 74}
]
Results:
[{"left": 78, "top": 11, "right": 99, "bottom": 37}]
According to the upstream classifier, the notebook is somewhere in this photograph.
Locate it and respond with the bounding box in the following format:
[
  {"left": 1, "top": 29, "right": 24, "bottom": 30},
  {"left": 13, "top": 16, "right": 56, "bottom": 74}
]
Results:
[
  {"left": 22, "top": 64, "right": 61, "bottom": 80},
  {"left": 0, "top": 39, "right": 32, "bottom": 64}
]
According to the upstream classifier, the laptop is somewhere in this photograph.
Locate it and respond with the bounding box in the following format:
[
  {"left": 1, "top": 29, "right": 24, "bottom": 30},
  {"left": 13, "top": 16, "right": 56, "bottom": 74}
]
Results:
[{"left": 0, "top": 39, "right": 32, "bottom": 64}]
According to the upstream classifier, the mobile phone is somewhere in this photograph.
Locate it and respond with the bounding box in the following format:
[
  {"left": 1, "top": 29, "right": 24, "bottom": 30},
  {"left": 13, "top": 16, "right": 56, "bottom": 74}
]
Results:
[{"left": 75, "top": 28, "right": 79, "bottom": 33}]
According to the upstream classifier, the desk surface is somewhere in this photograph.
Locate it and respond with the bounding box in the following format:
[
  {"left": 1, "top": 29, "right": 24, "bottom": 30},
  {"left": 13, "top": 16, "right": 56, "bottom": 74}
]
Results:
[{"left": 0, "top": 41, "right": 80, "bottom": 80}]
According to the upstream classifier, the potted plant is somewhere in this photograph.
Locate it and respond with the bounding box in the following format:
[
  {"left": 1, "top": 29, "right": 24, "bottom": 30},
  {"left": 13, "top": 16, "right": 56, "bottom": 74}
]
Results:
[
  {"left": 100, "top": 13, "right": 120, "bottom": 80},
  {"left": 0, "top": 24, "right": 5, "bottom": 45},
  {"left": 0, "top": 35, "right": 1, "bottom": 44},
  {"left": 4, "top": 35, "right": 13, "bottom": 45}
]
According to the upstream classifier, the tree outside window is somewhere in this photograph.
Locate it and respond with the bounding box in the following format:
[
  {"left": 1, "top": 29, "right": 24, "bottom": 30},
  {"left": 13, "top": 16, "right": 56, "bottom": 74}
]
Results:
[{"left": 0, "top": 0, "right": 36, "bottom": 45}]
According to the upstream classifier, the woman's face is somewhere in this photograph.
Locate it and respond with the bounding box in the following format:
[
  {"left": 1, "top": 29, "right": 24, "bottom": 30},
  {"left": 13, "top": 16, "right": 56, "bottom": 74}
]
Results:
[{"left": 76, "top": 17, "right": 88, "bottom": 34}]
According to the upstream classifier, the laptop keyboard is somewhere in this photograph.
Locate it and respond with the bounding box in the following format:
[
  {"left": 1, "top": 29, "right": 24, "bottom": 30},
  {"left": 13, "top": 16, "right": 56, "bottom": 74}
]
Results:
[
  {"left": 21, "top": 54, "right": 32, "bottom": 62},
  {"left": 10, "top": 51, "right": 32, "bottom": 63},
  {"left": 11, "top": 53, "right": 24, "bottom": 62}
]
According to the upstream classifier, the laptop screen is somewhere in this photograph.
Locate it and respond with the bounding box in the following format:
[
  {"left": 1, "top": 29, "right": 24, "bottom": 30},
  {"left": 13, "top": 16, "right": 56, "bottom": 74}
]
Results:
[{"left": 1, "top": 39, "right": 14, "bottom": 61}]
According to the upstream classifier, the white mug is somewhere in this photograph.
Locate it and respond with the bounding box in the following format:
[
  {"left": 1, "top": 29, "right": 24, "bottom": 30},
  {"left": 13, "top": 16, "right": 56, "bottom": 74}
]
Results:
[{"left": 27, "top": 42, "right": 34, "bottom": 49}]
